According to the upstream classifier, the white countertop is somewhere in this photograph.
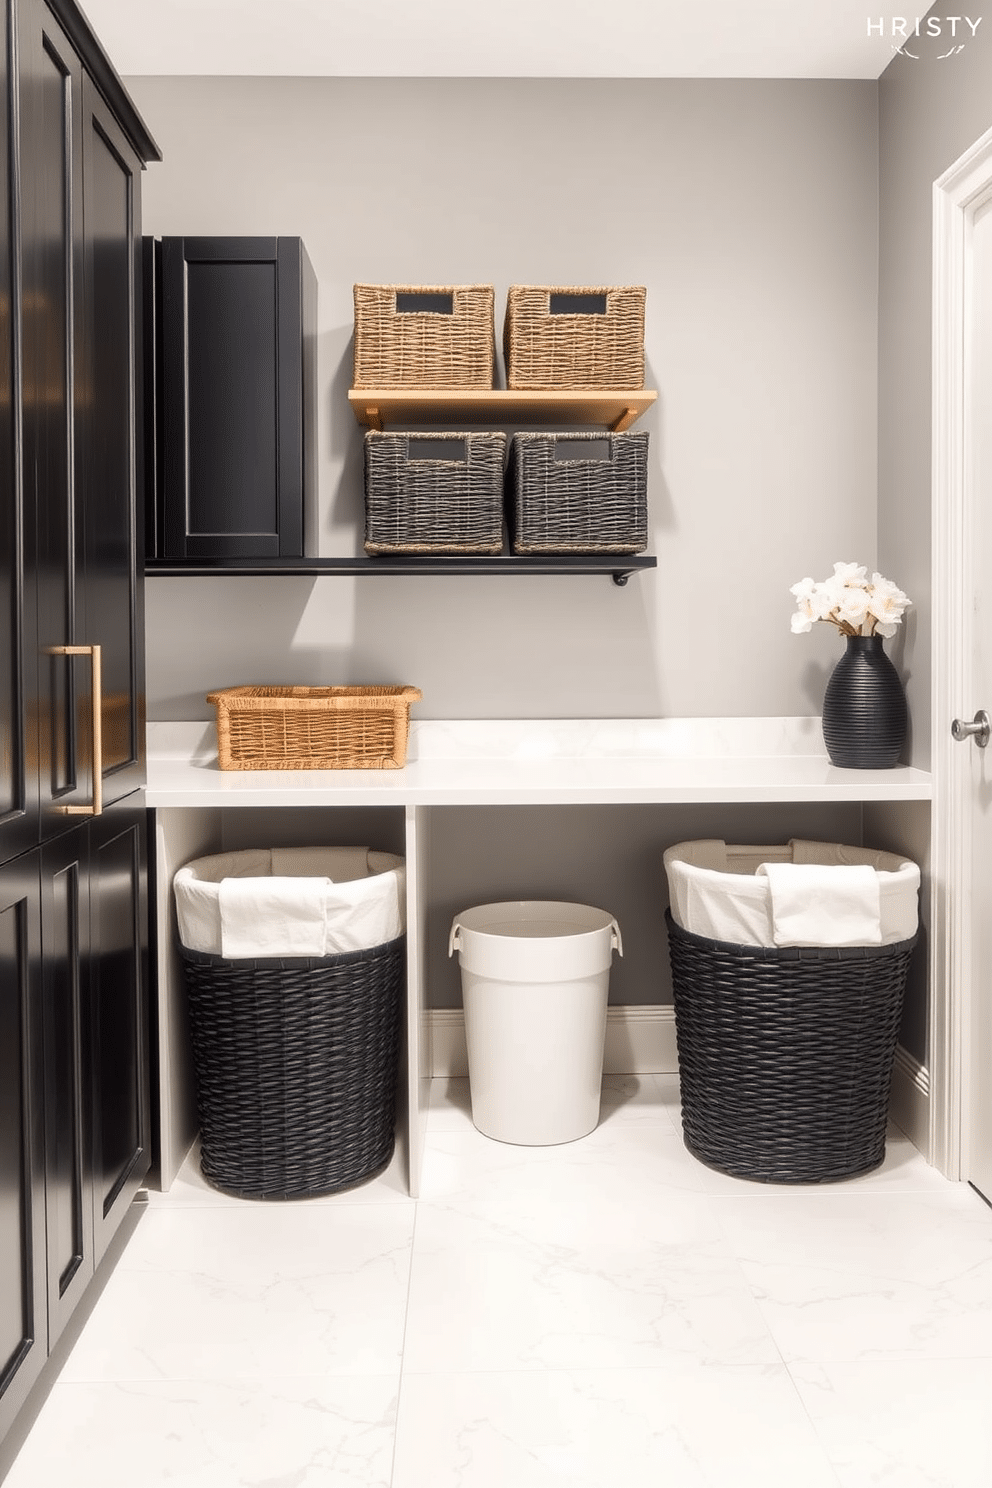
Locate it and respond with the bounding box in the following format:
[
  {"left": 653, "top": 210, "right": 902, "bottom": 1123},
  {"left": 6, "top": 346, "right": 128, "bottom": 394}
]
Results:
[{"left": 145, "top": 718, "right": 934, "bottom": 807}]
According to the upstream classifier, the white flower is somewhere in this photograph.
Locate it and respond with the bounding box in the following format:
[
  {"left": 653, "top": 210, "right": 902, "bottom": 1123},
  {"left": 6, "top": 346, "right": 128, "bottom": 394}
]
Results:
[
  {"left": 789, "top": 577, "right": 837, "bottom": 631},
  {"left": 832, "top": 584, "right": 871, "bottom": 630},
  {"left": 830, "top": 561, "right": 868, "bottom": 589},
  {"left": 789, "top": 563, "right": 911, "bottom": 638},
  {"left": 865, "top": 573, "right": 910, "bottom": 634}
]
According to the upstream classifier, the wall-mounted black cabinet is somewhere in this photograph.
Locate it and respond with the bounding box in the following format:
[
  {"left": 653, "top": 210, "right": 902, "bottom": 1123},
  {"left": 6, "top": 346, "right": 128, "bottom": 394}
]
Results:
[{"left": 146, "top": 235, "right": 318, "bottom": 562}]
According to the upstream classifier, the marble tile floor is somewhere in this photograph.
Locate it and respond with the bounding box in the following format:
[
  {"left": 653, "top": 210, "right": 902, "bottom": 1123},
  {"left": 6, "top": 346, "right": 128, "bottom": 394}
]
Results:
[{"left": 5, "top": 1074, "right": 992, "bottom": 1488}]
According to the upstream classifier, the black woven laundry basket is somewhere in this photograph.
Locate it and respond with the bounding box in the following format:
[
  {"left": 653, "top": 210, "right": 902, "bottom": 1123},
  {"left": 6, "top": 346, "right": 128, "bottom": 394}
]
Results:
[
  {"left": 179, "top": 936, "right": 405, "bottom": 1199},
  {"left": 664, "top": 911, "right": 916, "bottom": 1184}
]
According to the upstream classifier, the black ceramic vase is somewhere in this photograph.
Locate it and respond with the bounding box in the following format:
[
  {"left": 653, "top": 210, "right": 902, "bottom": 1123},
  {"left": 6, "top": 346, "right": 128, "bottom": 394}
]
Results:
[{"left": 821, "top": 634, "right": 907, "bottom": 768}]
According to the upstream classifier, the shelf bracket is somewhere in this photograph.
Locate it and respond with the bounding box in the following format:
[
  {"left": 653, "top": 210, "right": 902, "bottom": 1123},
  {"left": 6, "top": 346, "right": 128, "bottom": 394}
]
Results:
[
  {"left": 610, "top": 407, "right": 638, "bottom": 432},
  {"left": 363, "top": 405, "right": 382, "bottom": 431},
  {"left": 612, "top": 569, "right": 632, "bottom": 586}
]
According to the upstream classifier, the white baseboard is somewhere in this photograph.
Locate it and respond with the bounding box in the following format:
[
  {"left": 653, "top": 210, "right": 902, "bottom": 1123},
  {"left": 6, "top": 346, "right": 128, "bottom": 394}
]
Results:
[
  {"left": 889, "top": 1045, "right": 931, "bottom": 1159},
  {"left": 428, "top": 1005, "right": 678, "bottom": 1078}
]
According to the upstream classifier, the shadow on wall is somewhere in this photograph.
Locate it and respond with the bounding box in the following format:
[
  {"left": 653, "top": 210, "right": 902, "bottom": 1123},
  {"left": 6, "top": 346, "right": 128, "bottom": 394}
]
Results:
[
  {"left": 427, "top": 800, "right": 869, "bottom": 1011},
  {"left": 326, "top": 325, "right": 365, "bottom": 541},
  {"left": 337, "top": 336, "right": 670, "bottom": 718},
  {"left": 144, "top": 576, "right": 356, "bottom": 718},
  {"left": 145, "top": 321, "right": 670, "bottom": 720}
]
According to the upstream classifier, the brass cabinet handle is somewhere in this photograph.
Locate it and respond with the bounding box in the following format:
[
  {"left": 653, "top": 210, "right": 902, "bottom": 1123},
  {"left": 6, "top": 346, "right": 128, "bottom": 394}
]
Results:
[{"left": 47, "top": 644, "right": 104, "bottom": 815}]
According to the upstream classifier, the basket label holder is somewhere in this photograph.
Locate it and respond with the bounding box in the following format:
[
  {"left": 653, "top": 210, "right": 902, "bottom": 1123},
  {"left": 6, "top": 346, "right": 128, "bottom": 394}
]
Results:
[
  {"left": 552, "top": 437, "right": 613, "bottom": 464},
  {"left": 548, "top": 291, "right": 608, "bottom": 316},
  {"left": 395, "top": 291, "right": 455, "bottom": 315}
]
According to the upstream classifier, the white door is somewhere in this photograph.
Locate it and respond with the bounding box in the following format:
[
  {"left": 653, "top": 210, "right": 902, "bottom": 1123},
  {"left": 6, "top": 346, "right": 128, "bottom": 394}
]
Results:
[
  {"left": 933, "top": 123, "right": 992, "bottom": 1196},
  {"left": 957, "top": 192, "right": 992, "bottom": 1204}
]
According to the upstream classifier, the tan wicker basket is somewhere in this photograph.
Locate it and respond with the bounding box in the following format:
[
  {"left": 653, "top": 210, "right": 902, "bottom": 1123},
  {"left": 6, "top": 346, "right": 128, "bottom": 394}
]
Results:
[
  {"left": 353, "top": 284, "right": 495, "bottom": 390},
  {"left": 207, "top": 686, "right": 422, "bottom": 770},
  {"left": 504, "top": 285, "right": 645, "bottom": 390}
]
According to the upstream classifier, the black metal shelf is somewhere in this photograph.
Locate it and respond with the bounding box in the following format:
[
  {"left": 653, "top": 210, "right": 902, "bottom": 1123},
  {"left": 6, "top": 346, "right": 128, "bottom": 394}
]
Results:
[{"left": 145, "top": 554, "right": 657, "bottom": 586}]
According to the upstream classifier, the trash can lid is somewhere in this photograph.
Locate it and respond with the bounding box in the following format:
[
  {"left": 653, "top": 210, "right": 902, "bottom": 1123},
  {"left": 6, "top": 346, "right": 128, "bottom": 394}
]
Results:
[
  {"left": 451, "top": 900, "right": 617, "bottom": 940},
  {"left": 449, "top": 902, "right": 623, "bottom": 975}
]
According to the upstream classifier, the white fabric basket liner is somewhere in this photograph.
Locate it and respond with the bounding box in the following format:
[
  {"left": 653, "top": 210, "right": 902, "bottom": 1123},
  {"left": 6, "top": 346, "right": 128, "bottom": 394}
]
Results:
[
  {"left": 174, "top": 847, "right": 405, "bottom": 959},
  {"left": 663, "top": 839, "right": 919, "bottom": 949}
]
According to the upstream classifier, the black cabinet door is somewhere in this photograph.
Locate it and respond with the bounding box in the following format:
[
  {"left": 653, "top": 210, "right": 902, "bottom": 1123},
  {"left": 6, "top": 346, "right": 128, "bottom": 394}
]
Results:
[
  {"left": 40, "top": 824, "right": 93, "bottom": 1348},
  {"left": 19, "top": 1, "right": 145, "bottom": 834},
  {"left": 0, "top": 853, "right": 46, "bottom": 1443},
  {"left": 152, "top": 235, "right": 317, "bottom": 561},
  {"left": 87, "top": 797, "right": 149, "bottom": 1265},
  {"left": 18, "top": 0, "right": 91, "bottom": 837},
  {"left": 79, "top": 75, "right": 145, "bottom": 808},
  {"left": 0, "top": 0, "right": 36, "bottom": 866}
]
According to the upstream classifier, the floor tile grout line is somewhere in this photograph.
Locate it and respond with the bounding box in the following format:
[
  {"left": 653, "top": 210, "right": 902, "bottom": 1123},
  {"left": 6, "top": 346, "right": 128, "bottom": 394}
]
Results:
[
  {"left": 388, "top": 1191, "right": 423, "bottom": 1488},
  {"left": 780, "top": 1361, "right": 851, "bottom": 1488}
]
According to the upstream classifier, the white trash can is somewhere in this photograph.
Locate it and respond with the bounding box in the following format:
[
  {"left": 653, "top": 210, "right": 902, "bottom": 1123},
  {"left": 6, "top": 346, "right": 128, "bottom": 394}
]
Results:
[{"left": 448, "top": 900, "right": 622, "bottom": 1146}]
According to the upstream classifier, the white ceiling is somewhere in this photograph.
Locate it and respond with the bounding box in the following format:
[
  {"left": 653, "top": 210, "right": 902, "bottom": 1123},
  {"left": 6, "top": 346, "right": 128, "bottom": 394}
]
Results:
[{"left": 78, "top": 0, "right": 919, "bottom": 80}]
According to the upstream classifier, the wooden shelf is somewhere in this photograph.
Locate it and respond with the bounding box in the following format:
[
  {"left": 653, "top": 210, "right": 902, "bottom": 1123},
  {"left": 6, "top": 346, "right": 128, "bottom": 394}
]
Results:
[
  {"left": 145, "top": 554, "right": 657, "bottom": 586},
  {"left": 347, "top": 387, "right": 657, "bottom": 431}
]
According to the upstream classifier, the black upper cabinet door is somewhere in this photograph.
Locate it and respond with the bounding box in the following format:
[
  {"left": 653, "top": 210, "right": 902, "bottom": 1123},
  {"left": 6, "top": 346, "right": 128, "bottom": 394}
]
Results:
[
  {"left": 0, "top": 0, "right": 37, "bottom": 866},
  {"left": 79, "top": 75, "right": 145, "bottom": 806},
  {"left": 0, "top": 852, "right": 46, "bottom": 1443},
  {"left": 152, "top": 235, "right": 317, "bottom": 561},
  {"left": 18, "top": 0, "right": 91, "bottom": 837},
  {"left": 19, "top": 0, "right": 146, "bottom": 835}
]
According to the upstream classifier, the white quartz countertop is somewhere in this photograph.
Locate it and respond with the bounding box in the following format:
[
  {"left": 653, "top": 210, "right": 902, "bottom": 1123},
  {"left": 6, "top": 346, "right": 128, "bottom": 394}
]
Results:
[{"left": 145, "top": 719, "right": 934, "bottom": 807}]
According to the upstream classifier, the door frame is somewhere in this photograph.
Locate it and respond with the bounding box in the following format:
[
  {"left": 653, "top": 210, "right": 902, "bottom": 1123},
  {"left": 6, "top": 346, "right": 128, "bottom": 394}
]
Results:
[{"left": 931, "top": 122, "right": 992, "bottom": 1180}]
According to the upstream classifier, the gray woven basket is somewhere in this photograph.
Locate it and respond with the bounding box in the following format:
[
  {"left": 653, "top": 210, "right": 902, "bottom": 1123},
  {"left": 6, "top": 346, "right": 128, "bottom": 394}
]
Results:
[
  {"left": 353, "top": 284, "right": 495, "bottom": 390},
  {"left": 504, "top": 285, "right": 645, "bottom": 390},
  {"left": 507, "top": 431, "right": 648, "bottom": 554},
  {"left": 364, "top": 430, "right": 507, "bottom": 554}
]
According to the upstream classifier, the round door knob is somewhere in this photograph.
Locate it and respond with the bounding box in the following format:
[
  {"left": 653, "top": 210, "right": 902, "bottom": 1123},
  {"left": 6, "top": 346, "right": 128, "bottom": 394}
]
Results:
[{"left": 951, "top": 709, "right": 991, "bottom": 747}]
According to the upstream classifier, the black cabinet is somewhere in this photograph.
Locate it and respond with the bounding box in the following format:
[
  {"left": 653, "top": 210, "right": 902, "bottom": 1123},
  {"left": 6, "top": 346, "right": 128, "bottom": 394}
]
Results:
[
  {"left": 1, "top": 0, "right": 158, "bottom": 1460},
  {"left": 147, "top": 235, "right": 317, "bottom": 562}
]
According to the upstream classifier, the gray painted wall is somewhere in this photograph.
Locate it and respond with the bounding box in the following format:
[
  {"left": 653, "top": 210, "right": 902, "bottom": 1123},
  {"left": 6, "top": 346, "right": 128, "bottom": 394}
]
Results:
[
  {"left": 878, "top": 10, "right": 992, "bottom": 770},
  {"left": 132, "top": 73, "right": 956, "bottom": 1037},
  {"left": 131, "top": 77, "right": 879, "bottom": 722}
]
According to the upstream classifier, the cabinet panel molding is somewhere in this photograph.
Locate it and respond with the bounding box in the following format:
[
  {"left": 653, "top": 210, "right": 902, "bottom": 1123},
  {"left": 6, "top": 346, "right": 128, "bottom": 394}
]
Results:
[
  {"left": 40, "top": 830, "right": 93, "bottom": 1347},
  {"left": 0, "top": 854, "right": 46, "bottom": 1442}
]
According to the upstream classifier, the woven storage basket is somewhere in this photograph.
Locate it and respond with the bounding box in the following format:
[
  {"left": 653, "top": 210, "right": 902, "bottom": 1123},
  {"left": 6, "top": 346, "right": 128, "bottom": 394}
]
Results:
[
  {"left": 179, "top": 937, "right": 405, "bottom": 1198},
  {"left": 364, "top": 431, "right": 506, "bottom": 554},
  {"left": 664, "top": 911, "right": 917, "bottom": 1183},
  {"left": 504, "top": 285, "right": 645, "bottom": 390},
  {"left": 507, "top": 431, "right": 648, "bottom": 554},
  {"left": 207, "top": 685, "right": 422, "bottom": 770},
  {"left": 353, "top": 284, "right": 495, "bottom": 389}
]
